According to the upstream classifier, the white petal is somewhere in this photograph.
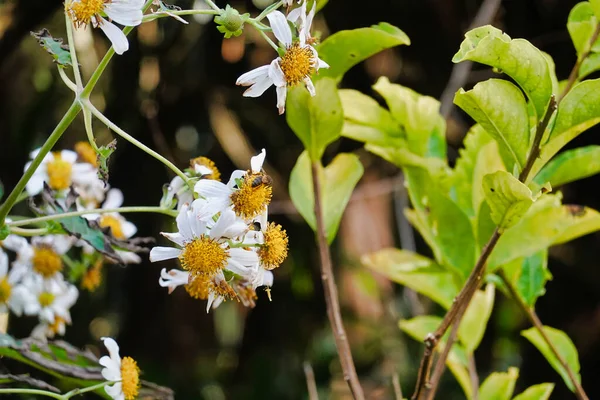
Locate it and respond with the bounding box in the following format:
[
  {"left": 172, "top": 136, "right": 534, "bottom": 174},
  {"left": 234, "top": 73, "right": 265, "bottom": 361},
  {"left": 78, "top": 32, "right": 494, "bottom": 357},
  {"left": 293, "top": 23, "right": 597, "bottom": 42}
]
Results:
[
  {"left": 236, "top": 65, "right": 270, "bottom": 86},
  {"left": 25, "top": 174, "right": 45, "bottom": 196},
  {"left": 101, "top": 337, "right": 122, "bottom": 366},
  {"left": 195, "top": 165, "right": 213, "bottom": 175},
  {"left": 227, "top": 170, "right": 246, "bottom": 188},
  {"left": 287, "top": 7, "right": 302, "bottom": 23},
  {"left": 120, "top": 221, "right": 137, "bottom": 238},
  {"left": 306, "top": 1, "right": 316, "bottom": 33},
  {"left": 98, "top": 18, "right": 129, "bottom": 55},
  {"left": 100, "top": 356, "right": 122, "bottom": 381},
  {"left": 194, "top": 180, "right": 231, "bottom": 198},
  {"left": 250, "top": 149, "right": 266, "bottom": 173},
  {"left": 276, "top": 86, "right": 287, "bottom": 114},
  {"left": 229, "top": 247, "right": 259, "bottom": 266},
  {"left": 268, "top": 59, "right": 286, "bottom": 87},
  {"left": 104, "top": 4, "right": 143, "bottom": 26},
  {"left": 175, "top": 205, "right": 194, "bottom": 240},
  {"left": 160, "top": 232, "right": 185, "bottom": 247},
  {"left": 149, "top": 247, "right": 181, "bottom": 262},
  {"left": 105, "top": 382, "right": 124, "bottom": 399},
  {"left": 267, "top": 11, "right": 292, "bottom": 46},
  {"left": 318, "top": 57, "right": 330, "bottom": 70},
  {"left": 103, "top": 189, "right": 124, "bottom": 209},
  {"left": 243, "top": 75, "right": 274, "bottom": 98},
  {"left": 304, "top": 77, "right": 316, "bottom": 96},
  {"left": 59, "top": 150, "right": 78, "bottom": 164},
  {"left": 0, "top": 251, "right": 8, "bottom": 277}
]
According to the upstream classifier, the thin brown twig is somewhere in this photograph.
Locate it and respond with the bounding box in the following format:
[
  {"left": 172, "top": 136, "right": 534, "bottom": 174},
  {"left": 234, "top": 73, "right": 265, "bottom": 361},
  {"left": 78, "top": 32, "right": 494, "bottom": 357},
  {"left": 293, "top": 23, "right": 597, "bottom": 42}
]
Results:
[
  {"left": 499, "top": 272, "right": 589, "bottom": 400},
  {"left": 468, "top": 355, "right": 480, "bottom": 400},
  {"left": 303, "top": 361, "right": 319, "bottom": 400},
  {"left": 311, "top": 161, "right": 365, "bottom": 400},
  {"left": 392, "top": 373, "right": 403, "bottom": 400}
]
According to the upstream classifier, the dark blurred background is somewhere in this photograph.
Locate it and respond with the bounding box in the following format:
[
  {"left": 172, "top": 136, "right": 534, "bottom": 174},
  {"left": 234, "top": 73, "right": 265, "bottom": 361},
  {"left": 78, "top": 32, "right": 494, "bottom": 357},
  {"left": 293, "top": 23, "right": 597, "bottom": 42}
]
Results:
[{"left": 1, "top": 0, "right": 600, "bottom": 398}]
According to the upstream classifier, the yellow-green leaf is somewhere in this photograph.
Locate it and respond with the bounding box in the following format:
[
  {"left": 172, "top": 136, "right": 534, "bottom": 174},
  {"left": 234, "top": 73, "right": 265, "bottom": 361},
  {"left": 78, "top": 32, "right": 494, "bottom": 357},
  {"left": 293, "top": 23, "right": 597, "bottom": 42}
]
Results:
[
  {"left": 459, "top": 284, "right": 495, "bottom": 353},
  {"left": 478, "top": 367, "right": 519, "bottom": 400},
  {"left": 512, "top": 383, "right": 555, "bottom": 400},
  {"left": 483, "top": 171, "right": 534, "bottom": 231}
]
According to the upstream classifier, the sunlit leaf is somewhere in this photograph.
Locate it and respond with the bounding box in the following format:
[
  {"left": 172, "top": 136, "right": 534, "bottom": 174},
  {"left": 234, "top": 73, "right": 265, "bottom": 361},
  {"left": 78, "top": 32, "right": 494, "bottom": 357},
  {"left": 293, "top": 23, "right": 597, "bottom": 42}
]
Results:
[
  {"left": 512, "top": 383, "right": 555, "bottom": 400},
  {"left": 289, "top": 151, "right": 363, "bottom": 243},
  {"left": 567, "top": 2, "right": 600, "bottom": 56},
  {"left": 579, "top": 52, "right": 600, "bottom": 78},
  {"left": 478, "top": 367, "right": 519, "bottom": 400},
  {"left": 532, "top": 145, "right": 600, "bottom": 191},
  {"left": 286, "top": 77, "right": 343, "bottom": 161},
  {"left": 534, "top": 79, "right": 600, "bottom": 177},
  {"left": 31, "top": 29, "right": 72, "bottom": 67},
  {"left": 362, "top": 248, "right": 460, "bottom": 309},
  {"left": 454, "top": 79, "right": 530, "bottom": 172},
  {"left": 459, "top": 284, "right": 495, "bottom": 353},
  {"left": 483, "top": 171, "right": 533, "bottom": 231},
  {"left": 522, "top": 326, "right": 581, "bottom": 392},
  {"left": 508, "top": 250, "right": 551, "bottom": 307},
  {"left": 317, "top": 23, "right": 410, "bottom": 82},
  {"left": 453, "top": 25, "right": 553, "bottom": 120}
]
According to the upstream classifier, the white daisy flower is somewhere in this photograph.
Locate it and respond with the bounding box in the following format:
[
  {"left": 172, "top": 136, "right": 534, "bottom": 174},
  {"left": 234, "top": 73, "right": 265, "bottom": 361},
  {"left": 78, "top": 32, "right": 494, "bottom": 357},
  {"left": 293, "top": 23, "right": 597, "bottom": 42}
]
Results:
[
  {"left": 0, "top": 249, "right": 26, "bottom": 314},
  {"left": 193, "top": 149, "right": 271, "bottom": 220},
  {"left": 11, "top": 274, "right": 78, "bottom": 324},
  {"left": 99, "top": 337, "right": 140, "bottom": 400},
  {"left": 149, "top": 202, "right": 258, "bottom": 281},
  {"left": 163, "top": 156, "right": 221, "bottom": 210},
  {"left": 83, "top": 189, "right": 137, "bottom": 240},
  {"left": 24, "top": 149, "right": 97, "bottom": 196},
  {"left": 158, "top": 268, "right": 231, "bottom": 312},
  {"left": 287, "top": 0, "right": 317, "bottom": 44},
  {"left": 31, "top": 318, "right": 68, "bottom": 340},
  {"left": 5, "top": 235, "right": 74, "bottom": 281},
  {"left": 66, "top": 0, "right": 145, "bottom": 55},
  {"left": 236, "top": 9, "right": 329, "bottom": 114}
]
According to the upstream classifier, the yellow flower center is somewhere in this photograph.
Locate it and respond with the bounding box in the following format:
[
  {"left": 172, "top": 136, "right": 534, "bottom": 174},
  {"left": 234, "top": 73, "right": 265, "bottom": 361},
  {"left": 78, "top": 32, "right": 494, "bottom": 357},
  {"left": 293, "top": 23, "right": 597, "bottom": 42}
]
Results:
[
  {"left": 235, "top": 282, "right": 257, "bottom": 308},
  {"left": 258, "top": 223, "right": 289, "bottom": 270},
  {"left": 67, "top": 0, "right": 108, "bottom": 27},
  {"left": 120, "top": 356, "right": 140, "bottom": 400},
  {"left": 0, "top": 278, "right": 12, "bottom": 304},
  {"left": 75, "top": 141, "right": 98, "bottom": 167},
  {"left": 179, "top": 237, "right": 228, "bottom": 278},
  {"left": 100, "top": 215, "right": 125, "bottom": 239},
  {"left": 49, "top": 316, "right": 66, "bottom": 335},
  {"left": 81, "top": 259, "right": 103, "bottom": 292},
  {"left": 230, "top": 172, "right": 273, "bottom": 219},
  {"left": 185, "top": 275, "right": 209, "bottom": 300},
  {"left": 190, "top": 156, "right": 221, "bottom": 181},
  {"left": 46, "top": 153, "right": 73, "bottom": 191},
  {"left": 279, "top": 42, "right": 315, "bottom": 86},
  {"left": 32, "top": 247, "right": 63, "bottom": 278},
  {"left": 39, "top": 292, "right": 55, "bottom": 307}
]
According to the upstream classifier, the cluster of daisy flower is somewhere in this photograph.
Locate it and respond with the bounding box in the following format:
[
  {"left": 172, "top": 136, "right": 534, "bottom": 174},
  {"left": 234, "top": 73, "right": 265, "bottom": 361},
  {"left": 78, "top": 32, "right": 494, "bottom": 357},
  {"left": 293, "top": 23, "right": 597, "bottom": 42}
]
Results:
[
  {"left": 0, "top": 142, "right": 142, "bottom": 340},
  {"left": 151, "top": 149, "right": 289, "bottom": 311}
]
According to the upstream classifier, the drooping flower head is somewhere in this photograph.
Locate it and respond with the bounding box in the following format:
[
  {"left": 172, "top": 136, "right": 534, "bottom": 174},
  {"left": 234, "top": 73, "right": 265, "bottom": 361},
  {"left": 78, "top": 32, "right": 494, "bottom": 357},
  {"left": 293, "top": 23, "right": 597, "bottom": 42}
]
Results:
[
  {"left": 66, "top": 0, "right": 144, "bottom": 55},
  {"left": 99, "top": 337, "right": 140, "bottom": 400},
  {"left": 236, "top": 2, "right": 329, "bottom": 114}
]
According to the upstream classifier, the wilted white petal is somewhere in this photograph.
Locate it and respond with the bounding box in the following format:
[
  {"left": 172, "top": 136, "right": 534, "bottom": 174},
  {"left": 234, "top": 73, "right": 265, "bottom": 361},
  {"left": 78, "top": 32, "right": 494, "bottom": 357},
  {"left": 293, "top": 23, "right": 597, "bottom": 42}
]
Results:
[
  {"left": 267, "top": 11, "right": 292, "bottom": 46},
  {"left": 250, "top": 149, "right": 266, "bottom": 173},
  {"left": 98, "top": 18, "right": 129, "bottom": 55},
  {"left": 149, "top": 247, "right": 181, "bottom": 262}
]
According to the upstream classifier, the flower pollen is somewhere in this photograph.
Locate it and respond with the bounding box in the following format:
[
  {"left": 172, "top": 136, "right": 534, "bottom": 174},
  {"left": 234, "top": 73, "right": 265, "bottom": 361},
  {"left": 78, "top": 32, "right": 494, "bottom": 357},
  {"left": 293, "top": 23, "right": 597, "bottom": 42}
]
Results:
[
  {"left": 258, "top": 222, "right": 289, "bottom": 270},
  {"left": 46, "top": 153, "right": 73, "bottom": 190},
  {"left": 0, "top": 278, "right": 11, "bottom": 304},
  {"left": 179, "top": 236, "right": 228, "bottom": 278},
  {"left": 67, "top": 0, "right": 107, "bottom": 27},
  {"left": 49, "top": 316, "right": 66, "bottom": 335},
  {"left": 120, "top": 356, "right": 140, "bottom": 400},
  {"left": 32, "top": 247, "right": 63, "bottom": 277},
  {"left": 230, "top": 173, "right": 273, "bottom": 219},
  {"left": 100, "top": 215, "right": 125, "bottom": 239},
  {"left": 81, "top": 259, "right": 103, "bottom": 292},
  {"left": 279, "top": 42, "right": 315, "bottom": 86},
  {"left": 190, "top": 156, "right": 221, "bottom": 181},
  {"left": 39, "top": 292, "right": 55, "bottom": 307},
  {"left": 75, "top": 141, "right": 98, "bottom": 167},
  {"left": 185, "top": 275, "right": 210, "bottom": 300}
]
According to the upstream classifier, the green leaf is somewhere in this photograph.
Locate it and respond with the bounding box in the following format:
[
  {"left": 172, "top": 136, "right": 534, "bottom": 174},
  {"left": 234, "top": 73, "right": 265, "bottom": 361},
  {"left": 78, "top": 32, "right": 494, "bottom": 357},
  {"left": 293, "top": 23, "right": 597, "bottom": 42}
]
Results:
[
  {"left": 579, "top": 52, "right": 600, "bottom": 78},
  {"left": 399, "top": 316, "right": 472, "bottom": 399},
  {"left": 362, "top": 248, "right": 460, "bottom": 309},
  {"left": 0, "top": 179, "right": 3, "bottom": 201},
  {"left": 478, "top": 367, "right": 519, "bottom": 400},
  {"left": 535, "top": 79, "right": 600, "bottom": 176},
  {"left": 454, "top": 79, "right": 530, "bottom": 171},
  {"left": 373, "top": 77, "right": 447, "bottom": 159},
  {"left": 472, "top": 141, "right": 506, "bottom": 221},
  {"left": 567, "top": 2, "right": 600, "bottom": 56},
  {"left": 286, "top": 77, "right": 343, "bottom": 161},
  {"left": 516, "top": 250, "right": 551, "bottom": 306},
  {"left": 453, "top": 25, "right": 553, "bottom": 120},
  {"left": 339, "top": 89, "right": 402, "bottom": 146},
  {"left": 533, "top": 145, "right": 600, "bottom": 191},
  {"left": 512, "top": 383, "right": 555, "bottom": 400},
  {"left": 483, "top": 171, "right": 534, "bottom": 231},
  {"left": 316, "top": 23, "right": 410, "bottom": 82},
  {"left": 289, "top": 151, "right": 364, "bottom": 243},
  {"left": 521, "top": 326, "right": 581, "bottom": 392},
  {"left": 459, "top": 284, "right": 495, "bottom": 353},
  {"left": 96, "top": 140, "right": 116, "bottom": 184},
  {"left": 31, "top": 29, "right": 72, "bottom": 67}
]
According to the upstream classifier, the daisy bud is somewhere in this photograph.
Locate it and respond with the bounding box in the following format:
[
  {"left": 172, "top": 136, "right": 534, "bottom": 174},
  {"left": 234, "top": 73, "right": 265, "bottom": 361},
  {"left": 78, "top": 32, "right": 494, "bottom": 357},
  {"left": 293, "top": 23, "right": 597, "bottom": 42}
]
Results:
[{"left": 214, "top": 5, "right": 247, "bottom": 38}]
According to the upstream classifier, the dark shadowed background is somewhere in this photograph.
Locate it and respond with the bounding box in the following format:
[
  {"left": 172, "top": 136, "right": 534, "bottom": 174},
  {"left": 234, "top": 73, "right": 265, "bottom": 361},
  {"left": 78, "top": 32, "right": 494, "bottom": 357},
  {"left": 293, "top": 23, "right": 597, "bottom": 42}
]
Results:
[{"left": 1, "top": 0, "right": 600, "bottom": 398}]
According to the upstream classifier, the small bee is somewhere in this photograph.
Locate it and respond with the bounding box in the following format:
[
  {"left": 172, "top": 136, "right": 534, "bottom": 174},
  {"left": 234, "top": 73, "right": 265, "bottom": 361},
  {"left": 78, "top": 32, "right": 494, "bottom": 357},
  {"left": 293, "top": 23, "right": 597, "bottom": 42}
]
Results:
[{"left": 250, "top": 173, "right": 273, "bottom": 188}]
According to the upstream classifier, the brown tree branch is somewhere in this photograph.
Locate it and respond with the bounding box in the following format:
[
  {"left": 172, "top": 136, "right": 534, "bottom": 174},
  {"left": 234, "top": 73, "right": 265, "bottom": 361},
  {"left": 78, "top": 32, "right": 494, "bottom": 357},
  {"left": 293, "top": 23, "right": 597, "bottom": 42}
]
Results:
[
  {"left": 304, "top": 361, "right": 319, "bottom": 400},
  {"left": 311, "top": 161, "right": 364, "bottom": 399},
  {"left": 558, "top": 24, "right": 600, "bottom": 102}
]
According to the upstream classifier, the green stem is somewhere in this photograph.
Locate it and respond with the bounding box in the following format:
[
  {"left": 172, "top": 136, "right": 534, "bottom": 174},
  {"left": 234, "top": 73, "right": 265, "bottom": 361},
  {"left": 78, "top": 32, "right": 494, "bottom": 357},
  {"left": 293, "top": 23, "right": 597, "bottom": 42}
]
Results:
[
  {"left": 0, "top": 388, "right": 63, "bottom": 399},
  {"left": 57, "top": 67, "right": 77, "bottom": 92},
  {"left": 0, "top": 101, "right": 82, "bottom": 226},
  {"left": 7, "top": 206, "right": 177, "bottom": 227},
  {"left": 255, "top": 1, "right": 283, "bottom": 22},
  {"left": 249, "top": 20, "right": 278, "bottom": 50},
  {"left": 62, "top": 381, "right": 110, "bottom": 398},
  {"left": 85, "top": 100, "right": 191, "bottom": 189},
  {"left": 204, "top": 0, "right": 221, "bottom": 11},
  {"left": 9, "top": 227, "right": 49, "bottom": 236},
  {"left": 83, "top": 107, "right": 101, "bottom": 153},
  {"left": 64, "top": 6, "right": 83, "bottom": 91},
  {"left": 142, "top": 9, "right": 221, "bottom": 22}
]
